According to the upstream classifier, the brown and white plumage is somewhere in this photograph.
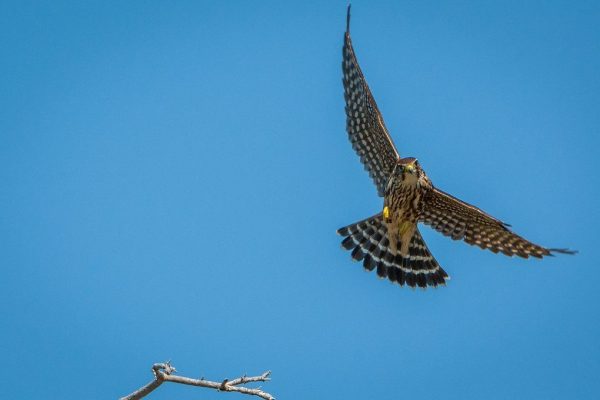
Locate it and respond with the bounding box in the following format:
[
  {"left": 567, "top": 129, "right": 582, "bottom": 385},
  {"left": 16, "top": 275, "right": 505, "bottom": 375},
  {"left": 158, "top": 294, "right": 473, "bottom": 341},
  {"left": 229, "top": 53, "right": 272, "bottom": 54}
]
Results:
[
  {"left": 342, "top": 6, "right": 398, "bottom": 197},
  {"left": 338, "top": 213, "right": 448, "bottom": 289},
  {"left": 420, "top": 188, "right": 573, "bottom": 258},
  {"left": 337, "top": 6, "right": 575, "bottom": 288}
]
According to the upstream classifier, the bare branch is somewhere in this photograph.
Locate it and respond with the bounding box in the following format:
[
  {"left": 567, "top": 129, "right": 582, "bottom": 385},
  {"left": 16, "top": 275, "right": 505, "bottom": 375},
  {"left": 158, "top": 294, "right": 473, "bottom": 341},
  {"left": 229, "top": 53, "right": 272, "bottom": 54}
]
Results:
[
  {"left": 227, "top": 371, "right": 272, "bottom": 386},
  {"left": 120, "top": 362, "right": 275, "bottom": 400}
]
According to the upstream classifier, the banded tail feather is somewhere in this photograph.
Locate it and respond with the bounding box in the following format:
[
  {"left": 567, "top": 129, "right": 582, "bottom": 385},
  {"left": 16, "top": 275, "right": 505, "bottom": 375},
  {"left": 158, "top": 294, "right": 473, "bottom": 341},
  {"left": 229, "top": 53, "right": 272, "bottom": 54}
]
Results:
[{"left": 337, "top": 214, "right": 449, "bottom": 288}]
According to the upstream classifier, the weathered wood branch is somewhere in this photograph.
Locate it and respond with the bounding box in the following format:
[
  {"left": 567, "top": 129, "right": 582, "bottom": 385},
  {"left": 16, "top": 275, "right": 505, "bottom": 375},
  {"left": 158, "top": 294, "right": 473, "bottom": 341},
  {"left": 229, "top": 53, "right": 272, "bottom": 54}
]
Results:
[{"left": 119, "top": 362, "right": 274, "bottom": 400}]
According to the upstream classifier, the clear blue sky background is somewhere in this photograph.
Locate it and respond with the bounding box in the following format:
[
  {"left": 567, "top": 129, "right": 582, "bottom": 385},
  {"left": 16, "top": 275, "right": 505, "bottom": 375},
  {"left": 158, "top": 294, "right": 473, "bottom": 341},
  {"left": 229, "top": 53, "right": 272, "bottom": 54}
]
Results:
[{"left": 1, "top": 1, "right": 598, "bottom": 399}]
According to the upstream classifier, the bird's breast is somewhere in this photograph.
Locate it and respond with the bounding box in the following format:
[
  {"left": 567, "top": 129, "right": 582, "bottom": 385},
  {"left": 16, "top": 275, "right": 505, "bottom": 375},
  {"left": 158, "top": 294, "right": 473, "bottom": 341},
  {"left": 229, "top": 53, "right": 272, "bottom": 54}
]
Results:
[{"left": 386, "top": 185, "right": 420, "bottom": 222}]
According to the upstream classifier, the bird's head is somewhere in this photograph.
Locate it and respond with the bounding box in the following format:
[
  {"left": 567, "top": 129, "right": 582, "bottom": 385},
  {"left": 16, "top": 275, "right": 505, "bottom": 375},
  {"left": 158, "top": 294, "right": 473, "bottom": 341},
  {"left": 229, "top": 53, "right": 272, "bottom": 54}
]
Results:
[{"left": 395, "top": 157, "right": 423, "bottom": 185}]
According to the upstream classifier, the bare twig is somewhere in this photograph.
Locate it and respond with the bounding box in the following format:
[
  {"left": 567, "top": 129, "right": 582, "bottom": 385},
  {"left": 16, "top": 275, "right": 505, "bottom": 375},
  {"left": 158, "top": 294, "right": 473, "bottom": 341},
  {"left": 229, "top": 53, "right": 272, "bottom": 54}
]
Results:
[
  {"left": 119, "top": 362, "right": 274, "bottom": 400},
  {"left": 227, "top": 371, "right": 272, "bottom": 386}
]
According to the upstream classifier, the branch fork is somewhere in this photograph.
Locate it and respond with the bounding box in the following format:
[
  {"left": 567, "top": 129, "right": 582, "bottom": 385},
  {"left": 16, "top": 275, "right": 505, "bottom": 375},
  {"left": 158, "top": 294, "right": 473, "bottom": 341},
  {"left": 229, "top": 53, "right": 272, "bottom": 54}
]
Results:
[{"left": 120, "top": 362, "right": 274, "bottom": 400}]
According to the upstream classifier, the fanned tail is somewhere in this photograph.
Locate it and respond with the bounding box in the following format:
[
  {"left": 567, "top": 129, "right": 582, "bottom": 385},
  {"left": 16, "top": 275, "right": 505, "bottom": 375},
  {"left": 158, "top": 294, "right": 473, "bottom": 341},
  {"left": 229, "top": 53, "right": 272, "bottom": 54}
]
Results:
[{"left": 337, "top": 214, "right": 449, "bottom": 288}]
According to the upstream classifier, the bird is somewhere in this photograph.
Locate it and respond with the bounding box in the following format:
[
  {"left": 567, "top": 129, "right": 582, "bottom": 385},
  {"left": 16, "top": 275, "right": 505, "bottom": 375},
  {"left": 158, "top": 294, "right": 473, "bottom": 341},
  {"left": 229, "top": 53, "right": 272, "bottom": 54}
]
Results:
[{"left": 337, "top": 5, "right": 575, "bottom": 288}]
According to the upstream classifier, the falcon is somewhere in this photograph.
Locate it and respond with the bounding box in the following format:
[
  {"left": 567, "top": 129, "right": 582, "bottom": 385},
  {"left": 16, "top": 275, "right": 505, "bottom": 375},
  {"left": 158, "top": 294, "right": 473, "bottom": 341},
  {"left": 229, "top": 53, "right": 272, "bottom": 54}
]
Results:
[{"left": 337, "top": 6, "right": 575, "bottom": 288}]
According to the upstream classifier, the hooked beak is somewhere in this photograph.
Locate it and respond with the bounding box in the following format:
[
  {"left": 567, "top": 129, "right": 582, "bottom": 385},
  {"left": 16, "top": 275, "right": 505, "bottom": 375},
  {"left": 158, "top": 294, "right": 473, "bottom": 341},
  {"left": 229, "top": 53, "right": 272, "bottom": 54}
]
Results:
[{"left": 404, "top": 164, "right": 415, "bottom": 174}]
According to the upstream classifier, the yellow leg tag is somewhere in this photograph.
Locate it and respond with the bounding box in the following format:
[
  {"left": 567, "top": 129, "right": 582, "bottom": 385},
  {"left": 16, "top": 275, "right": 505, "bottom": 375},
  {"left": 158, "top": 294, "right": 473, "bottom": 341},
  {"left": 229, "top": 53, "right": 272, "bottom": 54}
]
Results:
[{"left": 383, "top": 206, "right": 390, "bottom": 220}]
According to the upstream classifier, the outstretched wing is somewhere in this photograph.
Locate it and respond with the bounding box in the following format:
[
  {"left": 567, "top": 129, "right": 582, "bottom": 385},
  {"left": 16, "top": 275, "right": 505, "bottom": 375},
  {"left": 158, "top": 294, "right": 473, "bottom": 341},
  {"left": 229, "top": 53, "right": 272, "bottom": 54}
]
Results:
[
  {"left": 420, "top": 188, "right": 575, "bottom": 258},
  {"left": 342, "top": 5, "right": 399, "bottom": 197}
]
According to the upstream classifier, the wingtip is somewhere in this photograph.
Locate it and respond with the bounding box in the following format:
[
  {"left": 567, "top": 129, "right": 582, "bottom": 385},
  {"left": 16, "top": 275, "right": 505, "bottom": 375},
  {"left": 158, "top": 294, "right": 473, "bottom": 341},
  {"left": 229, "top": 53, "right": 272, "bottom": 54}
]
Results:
[
  {"left": 346, "top": 4, "right": 351, "bottom": 33},
  {"left": 549, "top": 248, "right": 578, "bottom": 255}
]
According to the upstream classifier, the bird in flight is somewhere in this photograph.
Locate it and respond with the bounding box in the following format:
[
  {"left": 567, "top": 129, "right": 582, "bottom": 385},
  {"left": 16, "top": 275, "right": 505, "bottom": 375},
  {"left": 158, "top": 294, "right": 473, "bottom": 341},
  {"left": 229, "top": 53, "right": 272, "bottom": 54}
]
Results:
[{"left": 337, "top": 6, "right": 575, "bottom": 288}]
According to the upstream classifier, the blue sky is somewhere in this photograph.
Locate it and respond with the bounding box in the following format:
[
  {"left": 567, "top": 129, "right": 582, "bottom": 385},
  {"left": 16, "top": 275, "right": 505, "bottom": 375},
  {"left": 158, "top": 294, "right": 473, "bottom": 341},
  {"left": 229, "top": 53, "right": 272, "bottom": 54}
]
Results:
[{"left": 1, "top": 1, "right": 599, "bottom": 399}]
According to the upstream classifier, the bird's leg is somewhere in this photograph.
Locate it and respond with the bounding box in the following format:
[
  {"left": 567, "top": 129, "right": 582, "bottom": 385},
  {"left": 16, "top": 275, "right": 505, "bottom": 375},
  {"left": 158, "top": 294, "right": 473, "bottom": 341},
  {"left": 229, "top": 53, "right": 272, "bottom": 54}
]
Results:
[{"left": 399, "top": 221, "right": 416, "bottom": 256}]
